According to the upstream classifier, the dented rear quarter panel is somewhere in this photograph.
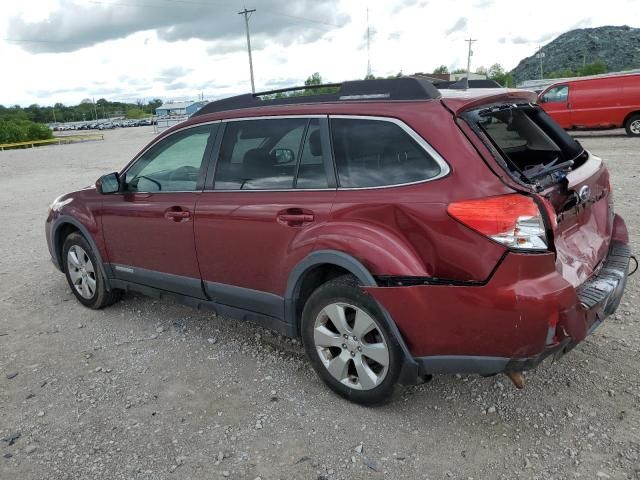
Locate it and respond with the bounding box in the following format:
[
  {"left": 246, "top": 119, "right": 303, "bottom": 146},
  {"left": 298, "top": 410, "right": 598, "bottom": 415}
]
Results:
[{"left": 364, "top": 252, "right": 577, "bottom": 358}]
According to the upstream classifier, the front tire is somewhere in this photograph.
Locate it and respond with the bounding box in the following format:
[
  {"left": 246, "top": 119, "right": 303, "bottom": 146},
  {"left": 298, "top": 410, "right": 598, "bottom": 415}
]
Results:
[
  {"left": 625, "top": 114, "right": 640, "bottom": 137},
  {"left": 62, "top": 232, "right": 121, "bottom": 309},
  {"left": 301, "top": 276, "right": 402, "bottom": 405}
]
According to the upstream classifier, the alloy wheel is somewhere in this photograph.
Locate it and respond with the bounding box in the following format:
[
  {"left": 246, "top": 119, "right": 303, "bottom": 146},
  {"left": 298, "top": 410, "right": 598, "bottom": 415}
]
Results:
[
  {"left": 630, "top": 120, "right": 640, "bottom": 135},
  {"left": 313, "top": 302, "right": 389, "bottom": 390},
  {"left": 67, "top": 245, "right": 97, "bottom": 299}
]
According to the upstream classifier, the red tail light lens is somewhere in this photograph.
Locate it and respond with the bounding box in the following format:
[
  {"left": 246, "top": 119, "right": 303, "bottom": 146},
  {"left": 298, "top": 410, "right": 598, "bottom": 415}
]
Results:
[{"left": 448, "top": 194, "right": 549, "bottom": 250}]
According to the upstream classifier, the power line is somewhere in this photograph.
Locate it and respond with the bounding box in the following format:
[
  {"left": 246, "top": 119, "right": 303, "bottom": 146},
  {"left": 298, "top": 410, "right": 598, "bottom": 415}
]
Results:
[{"left": 238, "top": 7, "right": 257, "bottom": 94}]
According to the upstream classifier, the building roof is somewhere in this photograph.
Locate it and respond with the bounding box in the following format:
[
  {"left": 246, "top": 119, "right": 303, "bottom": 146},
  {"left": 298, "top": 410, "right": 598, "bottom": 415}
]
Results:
[{"left": 157, "top": 101, "right": 203, "bottom": 110}]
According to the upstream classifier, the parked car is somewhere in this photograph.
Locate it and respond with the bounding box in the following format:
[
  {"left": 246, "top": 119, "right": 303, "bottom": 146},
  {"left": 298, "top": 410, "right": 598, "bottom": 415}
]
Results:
[
  {"left": 46, "top": 78, "right": 633, "bottom": 404},
  {"left": 539, "top": 73, "right": 640, "bottom": 136}
]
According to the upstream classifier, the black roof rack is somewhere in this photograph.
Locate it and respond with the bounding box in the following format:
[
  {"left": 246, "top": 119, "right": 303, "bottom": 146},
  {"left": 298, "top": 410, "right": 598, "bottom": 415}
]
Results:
[
  {"left": 192, "top": 77, "right": 441, "bottom": 117},
  {"left": 433, "top": 78, "right": 503, "bottom": 89}
]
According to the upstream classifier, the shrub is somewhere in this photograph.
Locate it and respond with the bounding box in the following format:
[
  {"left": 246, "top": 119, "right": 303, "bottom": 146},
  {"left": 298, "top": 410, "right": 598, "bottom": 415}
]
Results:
[{"left": 0, "top": 119, "right": 53, "bottom": 144}]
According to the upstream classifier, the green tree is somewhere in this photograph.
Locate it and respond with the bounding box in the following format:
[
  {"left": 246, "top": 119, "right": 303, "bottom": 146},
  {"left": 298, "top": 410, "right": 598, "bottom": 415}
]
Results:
[
  {"left": 487, "top": 63, "right": 514, "bottom": 87},
  {"left": 0, "top": 119, "right": 52, "bottom": 144},
  {"left": 579, "top": 59, "right": 607, "bottom": 76},
  {"left": 125, "top": 107, "right": 146, "bottom": 119},
  {"left": 148, "top": 98, "right": 163, "bottom": 113},
  {"left": 432, "top": 65, "right": 449, "bottom": 74},
  {"left": 304, "top": 72, "right": 323, "bottom": 86},
  {"left": 547, "top": 60, "right": 607, "bottom": 79}
]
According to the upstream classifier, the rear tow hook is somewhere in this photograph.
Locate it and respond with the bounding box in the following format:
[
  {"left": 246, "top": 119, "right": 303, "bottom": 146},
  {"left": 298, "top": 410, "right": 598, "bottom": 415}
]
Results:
[{"left": 506, "top": 372, "right": 525, "bottom": 389}]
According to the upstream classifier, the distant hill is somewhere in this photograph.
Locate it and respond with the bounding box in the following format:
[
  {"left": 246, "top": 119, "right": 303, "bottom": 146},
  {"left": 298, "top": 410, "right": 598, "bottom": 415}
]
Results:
[{"left": 511, "top": 25, "right": 640, "bottom": 83}]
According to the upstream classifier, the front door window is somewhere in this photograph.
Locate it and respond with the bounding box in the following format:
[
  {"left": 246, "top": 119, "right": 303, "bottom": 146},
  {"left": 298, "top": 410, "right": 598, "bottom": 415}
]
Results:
[
  {"left": 125, "top": 124, "right": 216, "bottom": 192},
  {"left": 542, "top": 85, "right": 569, "bottom": 103}
]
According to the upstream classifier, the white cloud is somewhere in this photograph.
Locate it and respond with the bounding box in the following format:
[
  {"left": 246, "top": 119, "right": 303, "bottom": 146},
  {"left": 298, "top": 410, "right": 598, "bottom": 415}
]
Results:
[{"left": 1, "top": 0, "right": 638, "bottom": 106}]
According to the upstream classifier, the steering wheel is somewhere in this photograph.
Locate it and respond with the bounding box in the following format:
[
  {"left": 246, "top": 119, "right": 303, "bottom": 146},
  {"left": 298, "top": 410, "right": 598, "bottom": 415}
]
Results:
[
  {"left": 134, "top": 175, "right": 162, "bottom": 191},
  {"left": 169, "top": 165, "right": 199, "bottom": 181}
]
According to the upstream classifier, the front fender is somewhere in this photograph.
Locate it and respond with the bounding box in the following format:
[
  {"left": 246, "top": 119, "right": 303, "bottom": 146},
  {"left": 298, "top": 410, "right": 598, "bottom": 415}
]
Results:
[{"left": 47, "top": 189, "right": 111, "bottom": 285}]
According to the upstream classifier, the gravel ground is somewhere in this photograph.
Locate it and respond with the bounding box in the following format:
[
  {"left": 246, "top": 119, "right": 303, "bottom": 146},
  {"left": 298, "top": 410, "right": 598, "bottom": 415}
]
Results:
[{"left": 0, "top": 127, "right": 638, "bottom": 480}]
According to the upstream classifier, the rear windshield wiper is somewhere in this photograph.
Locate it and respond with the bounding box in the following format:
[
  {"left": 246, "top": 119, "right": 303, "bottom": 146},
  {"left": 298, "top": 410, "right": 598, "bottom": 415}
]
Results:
[{"left": 524, "top": 159, "right": 574, "bottom": 181}]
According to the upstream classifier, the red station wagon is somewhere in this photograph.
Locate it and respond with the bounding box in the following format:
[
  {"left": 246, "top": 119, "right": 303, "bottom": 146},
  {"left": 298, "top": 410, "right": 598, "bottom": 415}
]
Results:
[
  {"left": 539, "top": 73, "right": 640, "bottom": 136},
  {"left": 46, "top": 78, "right": 634, "bottom": 404}
]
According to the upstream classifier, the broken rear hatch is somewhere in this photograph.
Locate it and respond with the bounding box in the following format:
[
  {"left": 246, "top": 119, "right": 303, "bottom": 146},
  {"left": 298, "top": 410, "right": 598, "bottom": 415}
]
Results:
[{"left": 448, "top": 92, "right": 617, "bottom": 287}]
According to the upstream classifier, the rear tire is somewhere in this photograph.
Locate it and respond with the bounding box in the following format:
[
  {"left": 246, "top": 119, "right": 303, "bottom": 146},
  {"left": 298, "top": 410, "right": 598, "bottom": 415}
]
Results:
[
  {"left": 300, "top": 275, "right": 402, "bottom": 405},
  {"left": 624, "top": 114, "right": 640, "bottom": 137},
  {"left": 62, "top": 232, "right": 121, "bottom": 309}
]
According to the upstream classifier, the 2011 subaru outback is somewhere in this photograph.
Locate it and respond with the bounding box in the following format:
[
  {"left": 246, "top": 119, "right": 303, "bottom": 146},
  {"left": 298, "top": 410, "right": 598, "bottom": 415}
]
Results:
[{"left": 46, "top": 78, "right": 633, "bottom": 404}]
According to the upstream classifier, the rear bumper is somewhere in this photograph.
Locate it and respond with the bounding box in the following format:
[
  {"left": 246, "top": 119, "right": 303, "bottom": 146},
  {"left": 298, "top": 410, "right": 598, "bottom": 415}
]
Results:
[
  {"left": 504, "top": 241, "right": 632, "bottom": 373},
  {"left": 365, "top": 233, "right": 631, "bottom": 378}
]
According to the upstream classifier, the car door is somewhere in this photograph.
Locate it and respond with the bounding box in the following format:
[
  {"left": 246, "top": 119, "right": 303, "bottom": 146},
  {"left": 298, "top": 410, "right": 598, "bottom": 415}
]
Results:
[
  {"left": 540, "top": 84, "right": 572, "bottom": 128},
  {"left": 102, "top": 123, "right": 219, "bottom": 298},
  {"left": 194, "top": 116, "right": 336, "bottom": 315}
]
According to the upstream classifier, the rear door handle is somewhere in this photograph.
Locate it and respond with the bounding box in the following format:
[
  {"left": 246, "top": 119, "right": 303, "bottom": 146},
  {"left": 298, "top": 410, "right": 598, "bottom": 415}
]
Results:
[
  {"left": 278, "top": 214, "right": 314, "bottom": 222},
  {"left": 164, "top": 207, "right": 191, "bottom": 222},
  {"left": 276, "top": 209, "right": 315, "bottom": 227}
]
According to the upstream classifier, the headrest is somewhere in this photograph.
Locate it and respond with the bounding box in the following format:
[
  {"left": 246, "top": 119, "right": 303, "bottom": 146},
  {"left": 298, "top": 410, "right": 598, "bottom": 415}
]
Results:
[
  {"left": 308, "top": 129, "right": 322, "bottom": 156},
  {"left": 242, "top": 148, "right": 272, "bottom": 177}
]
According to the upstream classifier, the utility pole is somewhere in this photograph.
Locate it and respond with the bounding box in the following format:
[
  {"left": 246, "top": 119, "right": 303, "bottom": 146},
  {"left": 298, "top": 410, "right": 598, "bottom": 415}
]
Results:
[
  {"left": 536, "top": 45, "right": 545, "bottom": 80},
  {"left": 465, "top": 38, "right": 477, "bottom": 90},
  {"left": 366, "top": 7, "right": 372, "bottom": 78},
  {"left": 52, "top": 105, "right": 56, "bottom": 124},
  {"left": 92, "top": 97, "right": 98, "bottom": 120},
  {"left": 238, "top": 7, "right": 257, "bottom": 93}
]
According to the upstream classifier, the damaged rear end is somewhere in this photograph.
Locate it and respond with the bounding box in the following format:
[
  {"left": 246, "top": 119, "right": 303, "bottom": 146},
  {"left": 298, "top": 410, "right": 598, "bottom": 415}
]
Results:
[
  {"left": 365, "top": 90, "right": 633, "bottom": 385},
  {"left": 456, "top": 94, "right": 633, "bottom": 365}
]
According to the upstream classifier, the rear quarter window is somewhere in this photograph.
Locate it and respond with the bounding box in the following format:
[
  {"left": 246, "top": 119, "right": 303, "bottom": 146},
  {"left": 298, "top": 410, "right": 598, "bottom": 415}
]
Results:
[{"left": 331, "top": 118, "right": 443, "bottom": 188}]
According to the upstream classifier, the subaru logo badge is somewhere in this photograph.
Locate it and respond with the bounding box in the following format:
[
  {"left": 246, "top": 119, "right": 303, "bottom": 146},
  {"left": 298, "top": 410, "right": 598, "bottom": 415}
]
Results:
[{"left": 578, "top": 185, "right": 591, "bottom": 203}]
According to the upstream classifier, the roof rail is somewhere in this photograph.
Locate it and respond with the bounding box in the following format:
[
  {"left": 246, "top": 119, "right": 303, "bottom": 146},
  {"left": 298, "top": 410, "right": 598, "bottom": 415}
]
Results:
[{"left": 192, "top": 77, "right": 441, "bottom": 117}]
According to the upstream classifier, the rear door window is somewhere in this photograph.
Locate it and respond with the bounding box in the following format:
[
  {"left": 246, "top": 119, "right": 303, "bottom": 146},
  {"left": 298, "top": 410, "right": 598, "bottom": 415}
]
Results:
[
  {"left": 214, "top": 117, "right": 332, "bottom": 190},
  {"left": 330, "top": 118, "right": 442, "bottom": 188},
  {"left": 214, "top": 118, "right": 307, "bottom": 190}
]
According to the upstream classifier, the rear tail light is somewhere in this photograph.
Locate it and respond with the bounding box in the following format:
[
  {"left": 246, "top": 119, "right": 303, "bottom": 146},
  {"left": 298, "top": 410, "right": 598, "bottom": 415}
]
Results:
[{"left": 447, "top": 194, "right": 549, "bottom": 250}]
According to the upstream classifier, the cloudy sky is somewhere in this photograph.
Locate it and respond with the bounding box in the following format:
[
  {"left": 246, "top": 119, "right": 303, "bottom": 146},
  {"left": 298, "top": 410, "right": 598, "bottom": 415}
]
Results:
[{"left": 1, "top": 0, "right": 637, "bottom": 106}]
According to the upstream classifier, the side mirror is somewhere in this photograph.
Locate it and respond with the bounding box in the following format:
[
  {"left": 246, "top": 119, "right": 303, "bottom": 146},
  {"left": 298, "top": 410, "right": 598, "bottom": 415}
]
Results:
[
  {"left": 273, "top": 148, "right": 295, "bottom": 164},
  {"left": 96, "top": 172, "right": 120, "bottom": 194}
]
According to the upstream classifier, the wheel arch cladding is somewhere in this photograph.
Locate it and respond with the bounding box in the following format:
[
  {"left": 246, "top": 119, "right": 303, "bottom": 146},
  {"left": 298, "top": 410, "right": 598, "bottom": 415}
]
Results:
[
  {"left": 53, "top": 216, "right": 112, "bottom": 289},
  {"left": 285, "top": 250, "right": 418, "bottom": 384}
]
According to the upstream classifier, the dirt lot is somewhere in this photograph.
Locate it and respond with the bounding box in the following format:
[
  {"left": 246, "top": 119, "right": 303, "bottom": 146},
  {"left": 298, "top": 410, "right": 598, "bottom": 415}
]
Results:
[{"left": 0, "top": 127, "right": 638, "bottom": 480}]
